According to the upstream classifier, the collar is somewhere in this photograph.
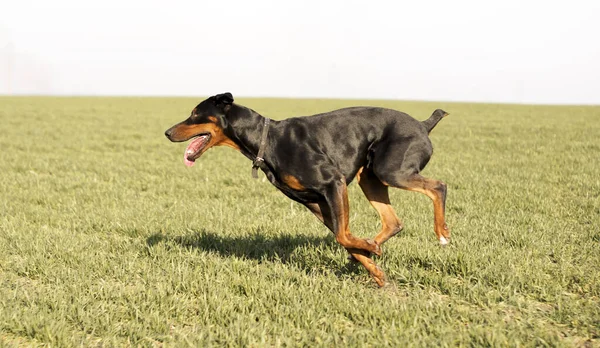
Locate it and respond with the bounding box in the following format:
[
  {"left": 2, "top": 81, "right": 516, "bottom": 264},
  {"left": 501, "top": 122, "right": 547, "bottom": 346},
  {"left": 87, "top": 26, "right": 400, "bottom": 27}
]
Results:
[{"left": 251, "top": 117, "right": 271, "bottom": 179}]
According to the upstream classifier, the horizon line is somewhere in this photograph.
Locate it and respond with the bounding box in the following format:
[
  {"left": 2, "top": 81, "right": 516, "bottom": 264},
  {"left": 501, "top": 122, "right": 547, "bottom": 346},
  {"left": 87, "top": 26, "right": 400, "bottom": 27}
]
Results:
[{"left": 0, "top": 93, "right": 598, "bottom": 107}]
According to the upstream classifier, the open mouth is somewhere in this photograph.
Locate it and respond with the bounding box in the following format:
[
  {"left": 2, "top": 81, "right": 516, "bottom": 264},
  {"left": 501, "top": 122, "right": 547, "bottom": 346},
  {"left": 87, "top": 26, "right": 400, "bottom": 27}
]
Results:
[{"left": 184, "top": 133, "right": 211, "bottom": 167}]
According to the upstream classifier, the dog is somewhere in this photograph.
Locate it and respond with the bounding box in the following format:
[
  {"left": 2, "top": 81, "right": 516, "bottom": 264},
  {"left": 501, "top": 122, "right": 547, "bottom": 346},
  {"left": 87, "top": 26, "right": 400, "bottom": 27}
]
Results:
[{"left": 165, "top": 92, "right": 450, "bottom": 287}]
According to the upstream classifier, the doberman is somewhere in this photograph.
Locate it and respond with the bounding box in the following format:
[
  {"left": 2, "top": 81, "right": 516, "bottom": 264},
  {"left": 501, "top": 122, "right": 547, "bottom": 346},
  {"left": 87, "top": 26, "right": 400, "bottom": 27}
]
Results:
[{"left": 165, "top": 92, "right": 450, "bottom": 287}]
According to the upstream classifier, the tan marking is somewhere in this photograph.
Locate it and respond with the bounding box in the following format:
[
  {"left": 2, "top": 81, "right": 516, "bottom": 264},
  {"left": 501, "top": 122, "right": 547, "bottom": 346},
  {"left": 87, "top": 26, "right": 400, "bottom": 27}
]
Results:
[
  {"left": 169, "top": 123, "right": 240, "bottom": 152},
  {"left": 168, "top": 123, "right": 210, "bottom": 141},
  {"left": 208, "top": 116, "right": 218, "bottom": 123},
  {"left": 397, "top": 176, "right": 450, "bottom": 241},
  {"left": 358, "top": 168, "right": 403, "bottom": 246},
  {"left": 281, "top": 174, "right": 305, "bottom": 191},
  {"left": 332, "top": 180, "right": 381, "bottom": 256},
  {"left": 305, "top": 180, "right": 386, "bottom": 287},
  {"left": 348, "top": 250, "right": 387, "bottom": 287},
  {"left": 355, "top": 166, "right": 364, "bottom": 181}
]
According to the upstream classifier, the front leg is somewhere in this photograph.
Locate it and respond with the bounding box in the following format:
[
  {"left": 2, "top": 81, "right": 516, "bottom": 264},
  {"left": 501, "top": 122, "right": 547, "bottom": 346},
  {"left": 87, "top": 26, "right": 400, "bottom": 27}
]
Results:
[
  {"left": 324, "top": 178, "right": 381, "bottom": 256},
  {"left": 304, "top": 201, "right": 387, "bottom": 287},
  {"left": 304, "top": 202, "right": 334, "bottom": 232},
  {"left": 304, "top": 201, "right": 370, "bottom": 261}
]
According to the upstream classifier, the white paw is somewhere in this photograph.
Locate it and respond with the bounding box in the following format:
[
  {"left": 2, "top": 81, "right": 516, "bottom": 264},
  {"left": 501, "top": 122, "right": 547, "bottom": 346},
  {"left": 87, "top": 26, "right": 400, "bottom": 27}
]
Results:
[{"left": 439, "top": 236, "right": 449, "bottom": 246}]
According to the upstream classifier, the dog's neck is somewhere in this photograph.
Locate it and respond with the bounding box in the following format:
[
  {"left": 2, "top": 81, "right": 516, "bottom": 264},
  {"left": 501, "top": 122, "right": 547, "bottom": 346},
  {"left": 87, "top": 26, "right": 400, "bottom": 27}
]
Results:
[{"left": 224, "top": 104, "right": 273, "bottom": 162}]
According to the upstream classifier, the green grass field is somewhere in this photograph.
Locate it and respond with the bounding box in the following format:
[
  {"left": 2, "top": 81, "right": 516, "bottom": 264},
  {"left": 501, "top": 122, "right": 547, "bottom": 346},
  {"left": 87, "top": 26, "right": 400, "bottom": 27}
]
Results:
[{"left": 1, "top": 96, "right": 599, "bottom": 347}]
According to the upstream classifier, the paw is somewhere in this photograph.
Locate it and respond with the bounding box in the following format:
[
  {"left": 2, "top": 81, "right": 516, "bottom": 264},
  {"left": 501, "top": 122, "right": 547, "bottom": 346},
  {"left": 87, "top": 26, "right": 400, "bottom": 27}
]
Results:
[
  {"left": 439, "top": 236, "right": 450, "bottom": 246},
  {"left": 371, "top": 265, "right": 387, "bottom": 287},
  {"left": 367, "top": 239, "right": 382, "bottom": 256},
  {"left": 391, "top": 222, "right": 405, "bottom": 236}
]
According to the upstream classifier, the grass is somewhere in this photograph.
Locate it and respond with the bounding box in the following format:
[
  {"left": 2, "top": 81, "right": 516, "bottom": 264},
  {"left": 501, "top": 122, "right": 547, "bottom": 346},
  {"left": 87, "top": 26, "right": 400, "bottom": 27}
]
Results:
[{"left": 0, "top": 96, "right": 599, "bottom": 347}]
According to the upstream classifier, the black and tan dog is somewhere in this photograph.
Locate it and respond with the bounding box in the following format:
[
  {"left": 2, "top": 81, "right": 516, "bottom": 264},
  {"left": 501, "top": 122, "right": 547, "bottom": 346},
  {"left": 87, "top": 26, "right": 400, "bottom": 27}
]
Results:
[{"left": 165, "top": 92, "right": 450, "bottom": 286}]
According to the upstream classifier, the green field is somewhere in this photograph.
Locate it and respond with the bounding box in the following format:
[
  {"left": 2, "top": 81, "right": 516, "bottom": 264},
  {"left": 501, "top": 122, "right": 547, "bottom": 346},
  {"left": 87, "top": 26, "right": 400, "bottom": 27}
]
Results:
[{"left": 0, "top": 96, "right": 599, "bottom": 347}]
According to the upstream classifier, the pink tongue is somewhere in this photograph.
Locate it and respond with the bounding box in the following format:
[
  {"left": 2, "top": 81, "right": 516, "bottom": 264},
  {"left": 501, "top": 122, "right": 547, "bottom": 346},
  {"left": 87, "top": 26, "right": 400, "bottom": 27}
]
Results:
[{"left": 184, "top": 136, "right": 209, "bottom": 167}]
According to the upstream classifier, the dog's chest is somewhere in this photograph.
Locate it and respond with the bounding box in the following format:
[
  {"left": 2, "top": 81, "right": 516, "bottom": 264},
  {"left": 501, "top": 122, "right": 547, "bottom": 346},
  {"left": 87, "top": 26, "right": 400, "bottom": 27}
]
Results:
[{"left": 261, "top": 168, "right": 321, "bottom": 203}]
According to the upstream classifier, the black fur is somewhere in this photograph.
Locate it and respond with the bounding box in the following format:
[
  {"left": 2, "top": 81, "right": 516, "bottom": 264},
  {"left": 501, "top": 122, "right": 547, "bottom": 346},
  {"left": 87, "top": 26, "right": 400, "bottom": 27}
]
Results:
[{"left": 165, "top": 92, "right": 450, "bottom": 287}]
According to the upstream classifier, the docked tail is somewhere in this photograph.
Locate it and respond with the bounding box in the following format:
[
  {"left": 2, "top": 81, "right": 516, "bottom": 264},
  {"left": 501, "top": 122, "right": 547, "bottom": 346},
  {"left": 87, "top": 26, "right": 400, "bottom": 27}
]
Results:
[{"left": 422, "top": 109, "right": 449, "bottom": 133}]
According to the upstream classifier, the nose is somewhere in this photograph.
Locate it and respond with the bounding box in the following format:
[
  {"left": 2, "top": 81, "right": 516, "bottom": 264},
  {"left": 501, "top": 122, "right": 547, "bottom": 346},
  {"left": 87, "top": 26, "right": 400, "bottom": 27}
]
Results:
[{"left": 164, "top": 128, "right": 172, "bottom": 139}]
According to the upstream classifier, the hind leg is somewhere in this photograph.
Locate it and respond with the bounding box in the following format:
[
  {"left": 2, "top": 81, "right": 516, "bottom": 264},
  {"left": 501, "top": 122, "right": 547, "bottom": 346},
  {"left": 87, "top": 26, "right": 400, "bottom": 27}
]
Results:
[
  {"left": 373, "top": 140, "right": 450, "bottom": 245},
  {"left": 357, "top": 167, "right": 404, "bottom": 246},
  {"left": 391, "top": 174, "right": 450, "bottom": 245}
]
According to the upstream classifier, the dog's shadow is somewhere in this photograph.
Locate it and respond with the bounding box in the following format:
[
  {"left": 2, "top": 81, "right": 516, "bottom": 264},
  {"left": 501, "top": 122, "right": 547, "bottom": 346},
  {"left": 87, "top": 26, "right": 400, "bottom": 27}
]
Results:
[{"left": 146, "top": 229, "right": 363, "bottom": 275}]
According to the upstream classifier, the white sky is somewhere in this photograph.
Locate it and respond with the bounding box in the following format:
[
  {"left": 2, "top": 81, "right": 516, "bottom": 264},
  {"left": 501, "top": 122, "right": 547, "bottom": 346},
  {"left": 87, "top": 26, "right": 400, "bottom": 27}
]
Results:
[{"left": 1, "top": 0, "right": 599, "bottom": 104}]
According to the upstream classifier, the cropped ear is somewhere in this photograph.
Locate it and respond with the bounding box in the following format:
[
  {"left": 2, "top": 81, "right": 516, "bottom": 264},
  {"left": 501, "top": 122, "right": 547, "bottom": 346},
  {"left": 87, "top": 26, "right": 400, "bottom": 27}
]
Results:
[{"left": 214, "top": 92, "right": 234, "bottom": 105}]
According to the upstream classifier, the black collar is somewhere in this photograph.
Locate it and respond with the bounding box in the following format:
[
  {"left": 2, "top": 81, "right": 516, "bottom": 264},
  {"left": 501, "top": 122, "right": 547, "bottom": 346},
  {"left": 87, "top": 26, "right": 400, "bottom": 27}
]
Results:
[{"left": 251, "top": 117, "right": 271, "bottom": 178}]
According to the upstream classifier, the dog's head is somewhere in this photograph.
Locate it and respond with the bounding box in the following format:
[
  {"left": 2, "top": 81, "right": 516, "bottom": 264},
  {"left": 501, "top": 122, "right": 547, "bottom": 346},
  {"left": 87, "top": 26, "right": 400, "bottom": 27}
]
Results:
[{"left": 164, "top": 92, "right": 239, "bottom": 167}]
